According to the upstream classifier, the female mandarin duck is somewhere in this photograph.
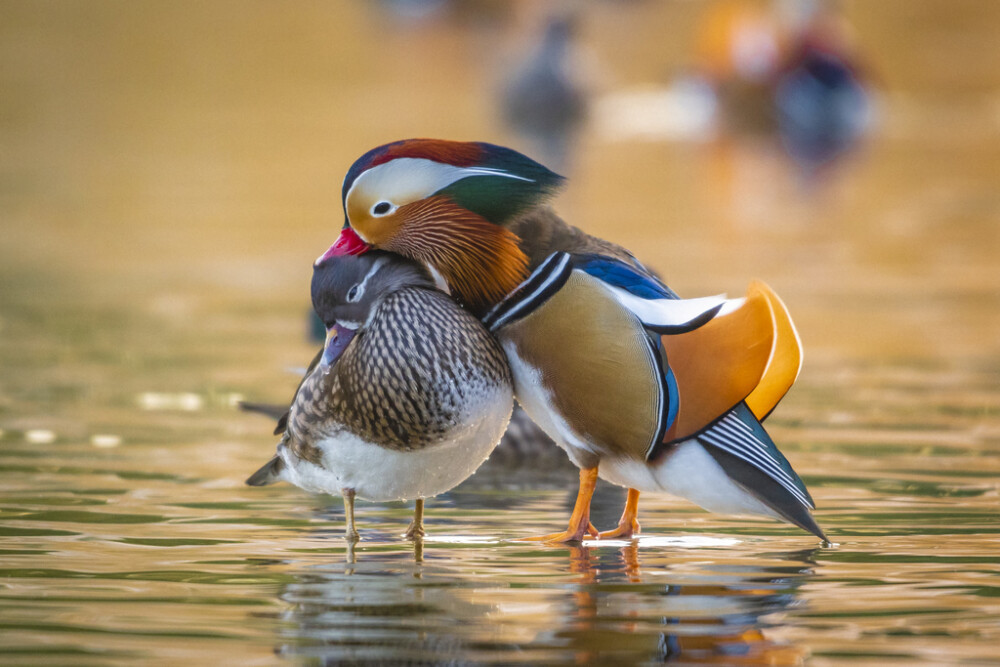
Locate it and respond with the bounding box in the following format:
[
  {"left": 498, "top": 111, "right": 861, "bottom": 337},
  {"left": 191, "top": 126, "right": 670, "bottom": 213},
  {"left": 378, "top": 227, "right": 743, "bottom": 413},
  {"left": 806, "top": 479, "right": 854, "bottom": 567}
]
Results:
[
  {"left": 247, "top": 251, "right": 513, "bottom": 540},
  {"left": 316, "top": 139, "right": 827, "bottom": 543}
]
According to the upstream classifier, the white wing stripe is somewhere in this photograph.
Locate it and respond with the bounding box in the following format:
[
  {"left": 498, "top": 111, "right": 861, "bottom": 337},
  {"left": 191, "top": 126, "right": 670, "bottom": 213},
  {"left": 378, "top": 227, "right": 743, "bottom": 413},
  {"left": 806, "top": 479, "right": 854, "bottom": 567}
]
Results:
[
  {"left": 704, "top": 432, "right": 799, "bottom": 498},
  {"left": 713, "top": 416, "right": 802, "bottom": 491},
  {"left": 605, "top": 285, "right": 735, "bottom": 329},
  {"left": 701, "top": 416, "right": 812, "bottom": 508}
]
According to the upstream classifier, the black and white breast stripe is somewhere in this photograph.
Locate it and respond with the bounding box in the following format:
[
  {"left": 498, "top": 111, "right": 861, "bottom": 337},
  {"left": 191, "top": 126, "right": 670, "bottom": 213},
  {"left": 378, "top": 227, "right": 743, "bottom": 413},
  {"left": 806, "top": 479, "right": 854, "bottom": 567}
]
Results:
[
  {"left": 482, "top": 252, "right": 573, "bottom": 332},
  {"left": 643, "top": 333, "right": 672, "bottom": 461},
  {"left": 698, "top": 410, "right": 815, "bottom": 509}
]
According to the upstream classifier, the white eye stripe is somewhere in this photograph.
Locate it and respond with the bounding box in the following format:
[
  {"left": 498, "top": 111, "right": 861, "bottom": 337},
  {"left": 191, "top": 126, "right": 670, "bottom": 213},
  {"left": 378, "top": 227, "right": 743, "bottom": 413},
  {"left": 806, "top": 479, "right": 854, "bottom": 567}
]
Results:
[
  {"left": 347, "top": 255, "right": 389, "bottom": 303},
  {"left": 452, "top": 166, "right": 533, "bottom": 182},
  {"left": 345, "top": 158, "right": 534, "bottom": 214}
]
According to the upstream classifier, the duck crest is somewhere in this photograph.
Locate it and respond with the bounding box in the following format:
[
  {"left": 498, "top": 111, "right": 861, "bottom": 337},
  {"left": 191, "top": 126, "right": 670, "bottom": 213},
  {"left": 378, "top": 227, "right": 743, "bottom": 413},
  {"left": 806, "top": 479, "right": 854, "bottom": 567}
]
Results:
[
  {"left": 342, "top": 139, "right": 564, "bottom": 212},
  {"left": 342, "top": 140, "right": 482, "bottom": 200}
]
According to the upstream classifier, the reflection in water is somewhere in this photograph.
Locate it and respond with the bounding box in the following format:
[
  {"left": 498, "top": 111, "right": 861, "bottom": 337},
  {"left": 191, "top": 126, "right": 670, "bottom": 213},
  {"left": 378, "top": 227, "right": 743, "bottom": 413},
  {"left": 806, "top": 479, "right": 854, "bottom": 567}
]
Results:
[{"left": 275, "top": 537, "right": 816, "bottom": 664}]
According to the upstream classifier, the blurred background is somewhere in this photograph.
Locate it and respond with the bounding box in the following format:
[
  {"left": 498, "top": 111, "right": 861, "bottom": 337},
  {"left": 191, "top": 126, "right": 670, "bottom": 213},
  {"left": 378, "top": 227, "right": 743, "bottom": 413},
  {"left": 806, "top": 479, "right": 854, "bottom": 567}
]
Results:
[
  {"left": 3, "top": 0, "right": 998, "bottom": 393},
  {"left": 1, "top": 1, "right": 999, "bottom": 664}
]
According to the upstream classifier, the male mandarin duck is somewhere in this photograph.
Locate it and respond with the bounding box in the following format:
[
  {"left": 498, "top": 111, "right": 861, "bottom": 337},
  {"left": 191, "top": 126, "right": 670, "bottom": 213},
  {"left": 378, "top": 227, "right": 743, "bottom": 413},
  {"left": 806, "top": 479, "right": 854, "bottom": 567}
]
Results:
[
  {"left": 774, "top": 24, "right": 872, "bottom": 172},
  {"left": 316, "top": 138, "right": 827, "bottom": 543},
  {"left": 247, "top": 251, "right": 513, "bottom": 540}
]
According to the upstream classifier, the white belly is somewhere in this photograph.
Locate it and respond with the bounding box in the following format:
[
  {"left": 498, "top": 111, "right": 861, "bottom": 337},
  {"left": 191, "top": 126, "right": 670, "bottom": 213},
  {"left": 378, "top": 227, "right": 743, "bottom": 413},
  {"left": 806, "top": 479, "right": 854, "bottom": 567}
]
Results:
[
  {"left": 599, "top": 440, "right": 781, "bottom": 520},
  {"left": 278, "top": 391, "right": 512, "bottom": 502}
]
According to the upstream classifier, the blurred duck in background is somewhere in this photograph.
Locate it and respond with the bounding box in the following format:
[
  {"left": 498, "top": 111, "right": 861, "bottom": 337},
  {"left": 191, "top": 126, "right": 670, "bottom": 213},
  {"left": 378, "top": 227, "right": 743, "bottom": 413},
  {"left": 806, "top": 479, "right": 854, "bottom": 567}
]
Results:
[
  {"left": 500, "top": 14, "right": 588, "bottom": 171},
  {"left": 773, "top": 2, "right": 872, "bottom": 175},
  {"left": 246, "top": 252, "right": 513, "bottom": 541},
  {"left": 698, "top": 0, "right": 873, "bottom": 172},
  {"left": 694, "top": 0, "right": 783, "bottom": 135},
  {"left": 595, "top": 0, "right": 873, "bottom": 179},
  {"left": 373, "top": 0, "right": 511, "bottom": 26}
]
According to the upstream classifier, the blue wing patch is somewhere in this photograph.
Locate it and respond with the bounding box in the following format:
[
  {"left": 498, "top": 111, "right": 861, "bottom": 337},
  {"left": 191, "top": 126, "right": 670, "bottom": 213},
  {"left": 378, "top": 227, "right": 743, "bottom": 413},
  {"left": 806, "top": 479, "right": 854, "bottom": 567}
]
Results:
[
  {"left": 573, "top": 254, "right": 679, "bottom": 300},
  {"left": 664, "top": 364, "right": 680, "bottom": 438}
]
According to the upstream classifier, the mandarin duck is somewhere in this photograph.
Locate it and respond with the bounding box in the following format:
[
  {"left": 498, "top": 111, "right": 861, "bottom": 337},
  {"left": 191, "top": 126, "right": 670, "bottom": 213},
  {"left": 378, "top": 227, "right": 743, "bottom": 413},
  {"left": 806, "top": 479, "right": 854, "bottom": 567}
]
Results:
[
  {"left": 247, "top": 251, "right": 513, "bottom": 540},
  {"left": 774, "top": 34, "right": 871, "bottom": 173},
  {"left": 316, "top": 139, "right": 826, "bottom": 543}
]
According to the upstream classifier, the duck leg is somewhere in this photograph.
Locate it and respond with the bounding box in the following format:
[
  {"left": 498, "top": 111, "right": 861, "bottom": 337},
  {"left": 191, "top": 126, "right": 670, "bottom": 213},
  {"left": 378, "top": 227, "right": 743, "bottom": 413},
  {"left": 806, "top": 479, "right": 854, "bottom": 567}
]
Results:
[
  {"left": 404, "top": 498, "right": 426, "bottom": 540},
  {"left": 522, "top": 467, "right": 600, "bottom": 543},
  {"left": 598, "top": 488, "right": 641, "bottom": 539},
  {"left": 342, "top": 488, "right": 360, "bottom": 542}
]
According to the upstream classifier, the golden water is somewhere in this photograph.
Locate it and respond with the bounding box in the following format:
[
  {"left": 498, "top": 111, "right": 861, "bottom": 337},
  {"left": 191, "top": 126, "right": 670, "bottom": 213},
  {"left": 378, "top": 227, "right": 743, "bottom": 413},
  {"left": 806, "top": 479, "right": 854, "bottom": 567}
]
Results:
[{"left": 1, "top": 2, "right": 998, "bottom": 664}]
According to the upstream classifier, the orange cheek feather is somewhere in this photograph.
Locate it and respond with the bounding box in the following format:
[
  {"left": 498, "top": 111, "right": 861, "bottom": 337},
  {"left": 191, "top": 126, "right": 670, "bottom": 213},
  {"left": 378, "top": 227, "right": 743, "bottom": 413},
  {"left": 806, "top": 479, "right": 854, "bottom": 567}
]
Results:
[{"left": 376, "top": 196, "right": 529, "bottom": 312}]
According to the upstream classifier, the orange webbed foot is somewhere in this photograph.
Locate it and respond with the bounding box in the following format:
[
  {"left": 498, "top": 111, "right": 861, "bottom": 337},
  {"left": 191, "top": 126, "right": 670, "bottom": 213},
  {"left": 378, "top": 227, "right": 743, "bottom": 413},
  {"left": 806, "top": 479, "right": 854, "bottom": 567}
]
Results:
[
  {"left": 598, "top": 488, "right": 641, "bottom": 540},
  {"left": 519, "top": 522, "right": 599, "bottom": 543},
  {"left": 518, "top": 467, "right": 600, "bottom": 543},
  {"left": 597, "top": 518, "right": 640, "bottom": 540}
]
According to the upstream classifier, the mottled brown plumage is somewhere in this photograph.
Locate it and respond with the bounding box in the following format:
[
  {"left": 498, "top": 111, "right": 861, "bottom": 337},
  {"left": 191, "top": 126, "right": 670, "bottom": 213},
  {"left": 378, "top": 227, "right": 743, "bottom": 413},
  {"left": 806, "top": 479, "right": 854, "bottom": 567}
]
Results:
[
  {"left": 246, "top": 252, "right": 513, "bottom": 540},
  {"left": 289, "top": 286, "right": 510, "bottom": 451}
]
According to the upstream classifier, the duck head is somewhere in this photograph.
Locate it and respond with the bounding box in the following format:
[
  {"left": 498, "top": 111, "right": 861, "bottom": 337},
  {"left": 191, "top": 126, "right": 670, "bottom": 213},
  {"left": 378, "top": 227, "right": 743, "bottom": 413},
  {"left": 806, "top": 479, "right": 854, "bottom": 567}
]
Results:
[
  {"left": 316, "top": 139, "right": 564, "bottom": 314},
  {"left": 311, "top": 251, "right": 434, "bottom": 367}
]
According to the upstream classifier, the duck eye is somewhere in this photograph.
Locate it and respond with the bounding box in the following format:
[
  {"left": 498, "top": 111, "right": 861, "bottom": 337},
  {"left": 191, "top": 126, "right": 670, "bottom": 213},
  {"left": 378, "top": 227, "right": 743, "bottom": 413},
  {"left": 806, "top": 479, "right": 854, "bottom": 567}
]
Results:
[
  {"left": 346, "top": 285, "right": 360, "bottom": 302},
  {"left": 371, "top": 201, "right": 393, "bottom": 216}
]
